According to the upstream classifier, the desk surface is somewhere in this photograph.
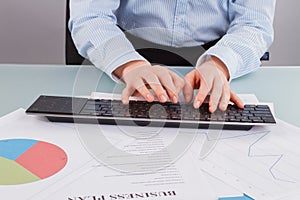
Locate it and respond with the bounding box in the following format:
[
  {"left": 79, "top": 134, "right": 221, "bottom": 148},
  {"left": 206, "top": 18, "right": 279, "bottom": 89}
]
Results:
[{"left": 1, "top": 64, "right": 299, "bottom": 127}]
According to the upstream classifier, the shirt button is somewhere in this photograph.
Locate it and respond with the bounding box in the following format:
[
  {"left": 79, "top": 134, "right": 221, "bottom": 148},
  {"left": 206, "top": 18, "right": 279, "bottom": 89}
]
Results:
[{"left": 177, "top": 16, "right": 183, "bottom": 23}]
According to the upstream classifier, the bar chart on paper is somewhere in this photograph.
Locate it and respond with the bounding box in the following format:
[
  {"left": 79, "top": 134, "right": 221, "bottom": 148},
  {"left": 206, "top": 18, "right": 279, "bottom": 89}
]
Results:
[{"left": 0, "top": 139, "right": 67, "bottom": 185}]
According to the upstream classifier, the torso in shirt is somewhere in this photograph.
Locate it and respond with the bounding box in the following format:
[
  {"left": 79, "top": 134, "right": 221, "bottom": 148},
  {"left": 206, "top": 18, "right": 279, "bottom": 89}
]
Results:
[{"left": 116, "top": 0, "right": 230, "bottom": 47}]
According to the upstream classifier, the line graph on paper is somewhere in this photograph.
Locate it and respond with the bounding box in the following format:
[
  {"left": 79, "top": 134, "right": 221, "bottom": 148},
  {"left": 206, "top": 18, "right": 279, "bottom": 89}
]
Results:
[
  {"left": 195, "top": 120, "right": 300, "bottom": 200},
  {"left": 248, "top": 132, "right": 296, "bottom": 184}
]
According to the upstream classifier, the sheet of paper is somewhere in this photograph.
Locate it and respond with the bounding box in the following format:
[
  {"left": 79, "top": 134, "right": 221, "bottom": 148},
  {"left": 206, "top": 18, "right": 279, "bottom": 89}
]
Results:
[
  {"left": 276, "top": 189, "right": 300, "bottom": 200},
  {"left": 0, "top": 109, "right": 96, "bottom": 199},
  {"left": 32, "top": 122, "right": 216, "bottom": 199},
  {"left": 0, "top": 109, "right": 216, "bottom": 200},
  {"left": 30, "top": 150, "right": 216, "bottom": 200},
  {"left": 193, "top": 120, "right": 300, "bottom": 199}
]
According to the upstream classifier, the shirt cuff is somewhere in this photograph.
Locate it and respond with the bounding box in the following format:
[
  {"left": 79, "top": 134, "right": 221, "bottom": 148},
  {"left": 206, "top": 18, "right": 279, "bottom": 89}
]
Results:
[
  {"left": 87, "top": 35, "right": 148, "bottom": 83},
  {"left": 196, "top": 46, "right": 242, "bottom": 82}
]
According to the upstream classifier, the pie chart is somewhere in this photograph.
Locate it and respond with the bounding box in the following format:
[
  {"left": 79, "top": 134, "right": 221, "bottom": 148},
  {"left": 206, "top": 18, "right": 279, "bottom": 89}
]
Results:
[{"left": 0, "top": 139, "right": 68, "bottom": 185}]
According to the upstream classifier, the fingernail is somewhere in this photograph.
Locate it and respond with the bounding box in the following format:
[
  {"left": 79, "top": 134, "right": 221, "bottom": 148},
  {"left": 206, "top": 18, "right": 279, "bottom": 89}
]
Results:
[
  {"left": 146, "top": 94, "right": 152, "bottom": 101},
  {"left": 185, "top": 95, "right": 191, "bottom": 102},
  {"left": 210, "top": 107, "right": 215, "bottom": 113},
  {"left": 122, "top": 99, "right": 128, "bottom": 104},
  {"left": 160, "top": 94, "right": 167, "bottom": 102},
  {"left": 193, "top": 100, "right": 201, "bottom": 108},
  {"left": 172, "top": 95, "right": 177, "bottom": 103},
  {"left": 221, "top": 103, "right": 227, "bottom": 110}
]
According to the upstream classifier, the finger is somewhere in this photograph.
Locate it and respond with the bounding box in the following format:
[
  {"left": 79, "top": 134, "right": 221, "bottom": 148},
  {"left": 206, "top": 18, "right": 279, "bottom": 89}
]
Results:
[
  {"left": 169, "top": 70, "right": 185, "bottom": 94},
  {"left": 183, "top": 71, "right": 197, "bottom": 103},
  {"left": 208, "top": 79, "right": 223, "bottom": 113},
  {"left": 142, "top": 74, "right": 168, "bottom": 103},
  {"left": 132, "top": 90, "right": 143, "bottom": 97},
  {"left": 121, "top": 86, "right": 135, "bottom": 104},
  {"left": 157, "top": 73, "right": 178, "bottom": 103},
  {"left": 193, "top": 75, "right": 211, "bottom": 109},
  {"left": 132, "top": 79, "right": 155, "bottom": 102},
  {"left": 168, "top": 71, "right": 185, "bottom": 103},
  {"left": 230, "top": 91, "right": 244, "bottom": 108},
  {"left": 136, "top": 85, "right": 155, "bottom": 102},
  {"left": 218, "top": 83, "right": 231, "bottom": 111}
]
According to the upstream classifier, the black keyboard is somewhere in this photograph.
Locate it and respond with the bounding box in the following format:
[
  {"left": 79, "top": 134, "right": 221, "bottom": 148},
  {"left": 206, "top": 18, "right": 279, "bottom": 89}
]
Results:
[{"left": 26, "top": 95, "right": 276, "bottom": 130}]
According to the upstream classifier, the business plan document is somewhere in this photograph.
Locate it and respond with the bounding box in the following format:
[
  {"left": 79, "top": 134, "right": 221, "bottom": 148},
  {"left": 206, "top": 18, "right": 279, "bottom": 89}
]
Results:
[{"left": 0, "top": 109, "right": 215, "bottom": 200}]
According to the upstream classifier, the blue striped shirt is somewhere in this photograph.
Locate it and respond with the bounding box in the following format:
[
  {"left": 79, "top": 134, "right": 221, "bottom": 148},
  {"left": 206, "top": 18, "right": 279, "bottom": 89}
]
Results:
[{"left": 69, "top": 0, "right": 276, "bottom": 81}]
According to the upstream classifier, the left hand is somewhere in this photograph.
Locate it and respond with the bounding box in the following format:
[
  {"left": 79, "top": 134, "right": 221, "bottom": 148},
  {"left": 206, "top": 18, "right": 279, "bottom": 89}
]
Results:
[{"left": 183, "top": 56, "right": 244, "bottom": 113}]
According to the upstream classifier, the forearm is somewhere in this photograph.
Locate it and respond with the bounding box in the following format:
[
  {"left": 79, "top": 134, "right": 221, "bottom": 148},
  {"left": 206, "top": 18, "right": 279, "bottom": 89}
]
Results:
[
  {"left": 197, "top": 0, "right": 276, "bottom": 80},
  {"left": 69, "top": 0, "right": 146, "bottom": 81}
]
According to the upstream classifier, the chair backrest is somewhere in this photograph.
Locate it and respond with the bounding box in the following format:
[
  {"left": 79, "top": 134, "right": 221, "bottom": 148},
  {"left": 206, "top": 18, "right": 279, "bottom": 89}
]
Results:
[
  {"left": 65, "top": 0, "right": 269, "bottom": 65},
  {"left": 65, "top": 0, "right": 85, "bottom": 65}
]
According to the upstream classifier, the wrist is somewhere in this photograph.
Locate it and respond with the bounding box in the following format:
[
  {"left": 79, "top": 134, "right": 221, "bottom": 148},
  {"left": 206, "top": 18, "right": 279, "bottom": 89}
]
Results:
[
  {"left": 206, "top": 56, "right": 230, "bottom": 80},
  {"left": 113, "top": 60, "right": 150, "bottom": 79}
]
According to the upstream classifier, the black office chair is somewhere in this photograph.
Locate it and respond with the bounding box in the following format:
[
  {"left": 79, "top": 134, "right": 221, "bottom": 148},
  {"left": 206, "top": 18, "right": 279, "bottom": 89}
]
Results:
[
  {"left": 65, "top": 0, "right": 85, "bottom": 65},
  {"left": 65, "top": 0, "right": 269, "bottom": 65}
]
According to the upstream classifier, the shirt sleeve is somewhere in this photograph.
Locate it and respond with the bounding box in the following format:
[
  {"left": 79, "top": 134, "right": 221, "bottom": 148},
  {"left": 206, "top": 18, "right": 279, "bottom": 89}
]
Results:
[
  {"left": 68, "top": 0, "right": 147, "bottom": 81},
  {"left": 197, "top": 0, "right": 276, "bottom": 80}
]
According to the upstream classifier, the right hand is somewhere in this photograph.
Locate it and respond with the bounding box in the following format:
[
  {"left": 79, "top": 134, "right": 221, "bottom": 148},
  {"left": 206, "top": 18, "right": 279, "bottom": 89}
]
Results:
[{"left": 113, "top": 60, "right": 184, "bottom": 104}]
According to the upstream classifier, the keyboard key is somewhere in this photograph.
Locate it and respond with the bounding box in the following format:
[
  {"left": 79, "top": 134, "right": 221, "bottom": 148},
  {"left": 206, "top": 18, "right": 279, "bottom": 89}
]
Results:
[
  {"left": 262, "top": 118, "right": 276, "bottom": 123},
  {"left": 252, "top": 119, "right": 264, "bottom": 123}
]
